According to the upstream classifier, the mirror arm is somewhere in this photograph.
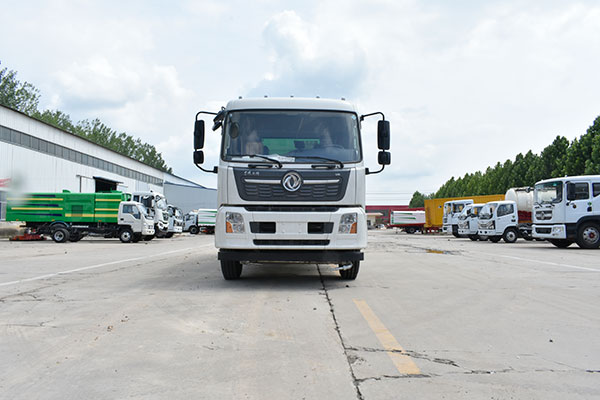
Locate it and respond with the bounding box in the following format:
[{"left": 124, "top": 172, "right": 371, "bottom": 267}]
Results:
[
  {"left": 360, "top": 111, "right": 385, "bottom": 121},
  {"left": 366, "top": 165, "right": 386, "bottom": 175},
  {"left": 195, "top": 111, "right": 218, "bottom": 120},
  {"left": 194, "top": 164, "right": 218, "bottom": 174}
]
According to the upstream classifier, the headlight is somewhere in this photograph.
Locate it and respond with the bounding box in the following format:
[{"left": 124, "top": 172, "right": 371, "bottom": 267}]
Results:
[
  {"left": 339, "top": 213, "right": 357, "bottom": 234},
  {"left": 226, "top": 212, "right": 245, "bottom": 233}
]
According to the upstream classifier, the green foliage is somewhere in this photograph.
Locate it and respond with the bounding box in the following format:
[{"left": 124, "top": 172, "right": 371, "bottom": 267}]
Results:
[
  {"left": 0, "top": 63, "right": 172, "bottom": 173},
  {"left": 432, "top": 116, "right": 600, "bottom": 197},
  {"left": 408, "top": 190, "right": 433, "bottom": 208}
]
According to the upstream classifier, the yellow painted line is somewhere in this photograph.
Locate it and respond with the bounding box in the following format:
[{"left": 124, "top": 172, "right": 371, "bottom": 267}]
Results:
[
  {"left": 94, "top": 208, "right": 119, "bottom": 211},
  {"left": 353, "top": 299, "right": 421, "bottom": 375},
  {"left": 8, "top": 197, "right": 63, "bottom": 201},
  {"left": 95, "top": 199, "right": 121, "bottom": 202},
  {"left": 65, "top": 214, "right": 95, "bottom": 217},
  {"left": 11, "top": 207, "right": 63, "bottom": 211},
  {"left": 94, "top": 214, "right": 118, "bottom": 218}
]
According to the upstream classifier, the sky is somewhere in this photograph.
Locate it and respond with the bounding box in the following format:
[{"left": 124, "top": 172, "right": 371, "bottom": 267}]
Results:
[{"left": 1, "top": 0, "right": 600, "bottom": 204}]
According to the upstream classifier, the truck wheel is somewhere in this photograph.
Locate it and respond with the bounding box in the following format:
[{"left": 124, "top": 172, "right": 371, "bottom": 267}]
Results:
[
  {"left": 52, "top": 228, "right": 70, "bottom": 243},
  {"left": 69, "top": 232, "right": 83, "bottom": 242},
  {"left": 132, "top": 233, "right": 142, "bottom": 243},
  {"left": 503, "top": 228, "right": 518, "bottom": 243},
  {"left": 165, "top": 232, "right": 174, "bottom": 238},
  {"left": 119, "top": 228, "right": 133, "bottom": 243},
  {"left": 576, "top": 222, "right": 600, "bottom": 249},
  {"left": 406, "top": 227, "right": 415, "bottom": 234},
  {"left": 143, "top": 235, "right": 154, "bottom": 241},
  {"left": 478, "top": 235, "right": 488, "bottom": 241},
  {"left": 221, "top": 260, "right": 242, "bottom": 280},
  {"left": 189, "top": 226, "right": 199, "bottom": 235},
  {"left": 489, "top": 236, "right": 501, "bottom": 243},
  {"left": 468, "top": 235, "right": 478, "bottom": 241},
  {"left": 549, "top": 239, "right": 574, "bottom": 248},
  {"left": 339, "top": 261, "right": 360, "bottom": 280}
]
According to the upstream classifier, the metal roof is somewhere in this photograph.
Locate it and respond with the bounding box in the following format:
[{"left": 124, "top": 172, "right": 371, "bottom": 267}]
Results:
[{"left": 225, "top": 97, "right": 358, "bottom": 113}]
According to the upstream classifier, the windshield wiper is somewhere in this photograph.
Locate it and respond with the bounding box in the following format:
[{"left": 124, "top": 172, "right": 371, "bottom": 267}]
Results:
[
  {"left": 247, "top": 154, "right": 282, "bottom": 168},
  {"left": 294, "top": 156, "right": 344, "bottom": 168}
]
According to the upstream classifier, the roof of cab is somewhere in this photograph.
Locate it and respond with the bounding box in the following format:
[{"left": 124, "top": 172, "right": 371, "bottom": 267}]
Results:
[
  {"left": 225, "top": 97, "right": 358, "bottom": 113},
  {"left": 535, "top": 175, "right": 600, "bottom": 185}
]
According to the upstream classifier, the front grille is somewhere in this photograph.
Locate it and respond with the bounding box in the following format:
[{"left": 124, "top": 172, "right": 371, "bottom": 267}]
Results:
[
  {"left": 244, "top": 206, "right": 340, "bottom": 212},
  {"left": 535, "top": 227, "right": 551, "bottom": 234},
  {"left": 253, "top": 240, "right": 330, "bottom": 246},
  {"left": 234, "top": 168, "right": 349, "bottom": 202}
]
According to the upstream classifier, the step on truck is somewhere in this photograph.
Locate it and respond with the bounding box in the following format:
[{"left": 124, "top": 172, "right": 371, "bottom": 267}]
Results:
[
  {"left": 193, "top": 97, "right": 391, "bottom": 280},
  {"left": 532, "top": 175, "right": 600, "bottom": 249},
  {"left": 6, "top": 191, "right": 154, "bottom": 243},
  {"left": 443, "top": 199, "right": 473, "bottom": 237}
]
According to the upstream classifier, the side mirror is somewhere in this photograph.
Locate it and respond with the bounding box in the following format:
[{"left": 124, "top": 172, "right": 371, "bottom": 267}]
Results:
[
  {"left": 193, "top": 150, "right": 204, "bottom": 165},
  {"left": 194, "top": 120, "right": 205, "bottom": 149},
  {"left": 378, "top": 151, "right": 391, "bottom": 165},
  {"left": 377, "top": 120, "right": 390, "bottom": 150},
  {"left": 566, "top": 183, "right": 576, "bottom": 201}
]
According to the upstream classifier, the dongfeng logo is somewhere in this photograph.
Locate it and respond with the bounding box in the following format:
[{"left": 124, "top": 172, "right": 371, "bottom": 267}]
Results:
[{"left": 282, "top": 171, "right": 302, "bottom": 192}]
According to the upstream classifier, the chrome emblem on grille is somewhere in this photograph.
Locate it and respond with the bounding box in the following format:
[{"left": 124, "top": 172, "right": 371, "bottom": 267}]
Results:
[{"left": 282, "top": 171, "right": 302, "bottom": 192}]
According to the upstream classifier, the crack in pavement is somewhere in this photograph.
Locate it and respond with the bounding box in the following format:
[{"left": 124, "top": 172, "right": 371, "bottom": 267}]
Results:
[
  {"left": 346, "top": 345, "right": 461, "bottom": 368},
  {"left": 317, "top": 265, "right": 364, "bottom": 400}
]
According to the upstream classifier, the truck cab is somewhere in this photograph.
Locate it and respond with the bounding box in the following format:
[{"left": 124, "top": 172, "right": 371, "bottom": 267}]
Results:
[
  {"left": 132, "top": 191, "right": 169, "bottom": 236},
  {"left": 166, "top": 205, "right": 184, "bottom": 238},
  {"left": 457, "top": 203, "right": 484, "bottom": 240},
  {"left": 443, "top": 199, "right": 473, "bottom": 237},
  {"left": 532, "top": 175, "right": 600, "bottom": 248},
  {"left": 118, "top": 201, "right": 155, "bottom": 242},
  {"left": 477, "top": 200, "right": 520, "bottom": 243},
  {"left": 193, "top": 97, "right": 391, "bottom": 280}
]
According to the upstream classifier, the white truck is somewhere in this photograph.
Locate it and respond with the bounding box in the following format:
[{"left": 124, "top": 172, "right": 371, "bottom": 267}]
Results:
[
  {"left": 532, "top": 175, "right": 600, "bottom": 249},
  {"left": 184, "top": 209, "right": 217, "bottom": 234},
  {"left": 443, "top": 199, "right": 473, "bottom": 237},
  {"left": 192, "top": 97, "right": 391, "bottom": 280},
  {"left": 132, "top": 191, "right": 169, "bottom": 239},
  {"left": 477, "top": 200, "right": 521, "bottom": 243},
  {"left": 165, "top": 205, "right": 184, "bottom": 238},
  {"left": 390, "top": 210, "right": 425, "bottom": 233},
  {"left": 457, "top": 203, "right": 484, "bottom": 240},
  {"left": 117, "top": 202, "right": 156, "bottom": 242}
]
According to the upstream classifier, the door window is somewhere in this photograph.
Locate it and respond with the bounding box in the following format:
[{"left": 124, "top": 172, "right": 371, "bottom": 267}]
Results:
[{"left": 593, "top": 183, "right": 600, "bottom": 197}]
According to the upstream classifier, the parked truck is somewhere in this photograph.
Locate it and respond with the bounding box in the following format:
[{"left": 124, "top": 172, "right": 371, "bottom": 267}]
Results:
[
  {"left": 477, "top": 188, "right": 534, "bottom": 243},
  {"left": 192, "top": 97, "right": 391, "bottom": 280},
  {"left": 390, "top": 210, "right": 425, "bottom": 233},
  {"left": 457, "top": 203, "right": 485, "bottom": 240},
  {"left": 184, "top": 209, "right": 217, "bottom": 234},
  {"left": 424, "top": 194, "right": 504, "bottom": 233},
  {"left": 443, "top": 199, "right": 473, "bottom": 237},
  {"left": 165, "top": 205, "right": 184, "bottom": 238},
  {"left": 132, "top": 191, "right": 169, "bottom": 238},
  {"left": 532, "top": 175, "right": 600, "bottom": 249},
  {"left": 6, "top": 191, "right": 154, "bottom": 243}
]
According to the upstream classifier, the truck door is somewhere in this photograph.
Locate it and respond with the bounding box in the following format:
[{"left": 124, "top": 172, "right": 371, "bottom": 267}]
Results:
[
  {"left": 496, "top": 203, "right": 516, "bottom": 233},
  {"left": 120, "top": 204, "right": 141, "bottom": 231},
  {"left": 565, "top": 182, "right": 591, "bottom": 224}
]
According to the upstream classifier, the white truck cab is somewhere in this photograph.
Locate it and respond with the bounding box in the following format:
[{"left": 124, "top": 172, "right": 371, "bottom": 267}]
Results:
[
  {"left": 118, "top": 201, "right": 156, "bottom": 243},
  {"left": 132, "top": 191, "right": 169, "bottom": 236},
  {"left": 477, "top": 200, "right": 520, "bottom": 243},
  {"left": 443, "top": 199, "right": 473, "bottom": 237},
  {"left": 192, "top": 97, "right": 391, "bottom": 280},
  {"left": 166, "top": 205, "right": 183, "bottom": 238},
  {"left": 457, "top": 203, "right": 484, "bottom": 240},
  {"left": 532, "top": 175, "right": 600, "bottom": 248}
]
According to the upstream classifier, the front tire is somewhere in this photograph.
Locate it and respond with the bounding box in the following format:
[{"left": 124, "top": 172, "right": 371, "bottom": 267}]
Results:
[
  {"left": 576, "top": 222, "right": 600, "bottom": 249},
  {"left": 52, "top": 228, "right": 70, "bottom": 243},
  {"left": 503, "top": 228, "right": 518, "bottom": 243},
  {"left": 490, "top": 236, "right": 501, "bottom": 243},
  {"left": 143, "top": 235, "right": 154, "bottom": 241},
  {"left": 119, "top": 228, "right": 133, "bottom": 243},
  {"left": 189, "top": 226, "right": 199, "bottom": 235},
  {"left": 165, "top": 232, "right": 174, "bottom": 238},
  {"left": 468, "top": 234, "right": 478, "bottom": 241},
  {"left": 339, "top": 261, "right": 360, "bottom": 280},
  {"left": 221, "top": 260, "right": 243, "bottom": 280},
  {"left": 549, "top": 239, "right": 574, "bottom": 248}
]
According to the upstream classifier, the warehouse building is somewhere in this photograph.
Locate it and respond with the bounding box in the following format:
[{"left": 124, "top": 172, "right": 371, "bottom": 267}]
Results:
[{"left": 0, "top": 104, "right": 216, "bottom": 219}]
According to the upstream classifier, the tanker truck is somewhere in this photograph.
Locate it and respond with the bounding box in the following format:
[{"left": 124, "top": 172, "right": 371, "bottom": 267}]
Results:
[
  {"left": 477, "top": 187, "right": 533, "bottom": 243},
  {"left": 6, "top": 191, "right": 154, "bottom": 243}
]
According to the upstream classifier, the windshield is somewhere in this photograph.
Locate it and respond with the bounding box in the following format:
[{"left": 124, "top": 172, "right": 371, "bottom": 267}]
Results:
[
  {"left": 458, "top": 207, "right": 470, "bottom": 220},
  {"left": 221, "top": 110, "right": 361, "bottom": 163},
  {"left": 479, "top": 204, "right": 495, "bottom": 220},
  {"left": 473, "top": 206, "right": 482, "bottom": 216},
  {"left": 443, "top": 203, "right": 451, "bottom": 217},
  {"left": 156, "top": 197, "right": 167, "bottom": 210},
  {"left": 534, "top": 181, "right": 563, "bottom": 204}
]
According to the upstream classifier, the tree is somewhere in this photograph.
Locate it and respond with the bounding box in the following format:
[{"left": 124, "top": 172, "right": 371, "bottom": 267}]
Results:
[{"left": 0, "top": 66, "right": 40, "bottom": 115}]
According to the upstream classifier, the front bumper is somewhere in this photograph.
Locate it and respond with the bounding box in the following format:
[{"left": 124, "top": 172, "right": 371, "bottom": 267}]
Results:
[
  {"left": 142, "top": 224, "right": 155, "bottom": 235},
  {"left": 218, "top": 249, "right": 364, "bottom": 263},
  {"left": 478, "top": 229, "right": 497, "bottom": 236},
  {"left": 215, "top": 206, "right": 367, "bottom": 251},
  {"left": 533, "top": 224, "right": 566, "bottom": 239},
  {"left": 458, "top": 228, "right": 476, "bottom": 235}
]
